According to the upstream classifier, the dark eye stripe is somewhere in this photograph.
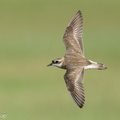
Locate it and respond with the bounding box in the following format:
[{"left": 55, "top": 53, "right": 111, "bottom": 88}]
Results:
[
  {"left": 52, "top": 60, "right": 60, "bottom": 64},
  {"left": 56, "top": 61, "right": 59, "bottom": 63}
]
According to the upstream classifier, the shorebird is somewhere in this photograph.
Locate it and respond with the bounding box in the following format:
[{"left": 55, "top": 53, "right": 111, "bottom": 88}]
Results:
[{"left": 48, "top": 10, "right": 107, "bottom": 108}]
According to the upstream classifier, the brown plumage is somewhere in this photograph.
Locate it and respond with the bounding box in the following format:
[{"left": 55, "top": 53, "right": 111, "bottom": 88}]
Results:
[
  {"left": 48, "top": 10, "right": 107, "bottom": 108},
  {"left": 64, "top": 68, "right": 85, "bottom": 108},
  {"left": 63, "top": 10, "right": 84, "bottom": 55}
]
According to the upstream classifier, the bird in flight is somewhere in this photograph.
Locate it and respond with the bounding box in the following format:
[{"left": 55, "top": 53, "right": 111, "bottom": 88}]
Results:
[{"left": 48, "top": 10, "right": 107, "bottom": 108}]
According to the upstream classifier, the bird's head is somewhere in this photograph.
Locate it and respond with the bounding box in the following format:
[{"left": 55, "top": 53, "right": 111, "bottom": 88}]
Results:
[{"left": 47, "top": 58, "right": 64, "bottom": 68}]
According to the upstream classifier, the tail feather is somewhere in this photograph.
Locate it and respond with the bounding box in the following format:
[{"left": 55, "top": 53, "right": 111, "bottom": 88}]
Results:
[
  {"left": 86, "top": 60, "right": 107, "bottom": 70},
  {"left": 97, "top": 63, "right": 107, "bottom": 70}
]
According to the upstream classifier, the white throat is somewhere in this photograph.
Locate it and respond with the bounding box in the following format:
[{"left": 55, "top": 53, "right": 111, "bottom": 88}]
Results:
[{"left": 53, "top": 62, "right": 63, "bottom": 68}]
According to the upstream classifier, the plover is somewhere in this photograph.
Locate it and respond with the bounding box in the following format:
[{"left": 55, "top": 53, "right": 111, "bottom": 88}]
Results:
[{"left": 48, "top": 10, "right": 107, "bottom": 108}]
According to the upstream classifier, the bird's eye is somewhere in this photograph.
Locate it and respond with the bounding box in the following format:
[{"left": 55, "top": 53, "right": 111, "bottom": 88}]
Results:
[
  {"left": 52, "top": 60, "right": 54, "bottom": 63},
  {"left": 55, "top": 61, "right": 59, "bottom": 63}
]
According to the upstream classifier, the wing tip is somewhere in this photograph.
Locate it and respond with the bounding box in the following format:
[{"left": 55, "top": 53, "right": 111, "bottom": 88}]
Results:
[
  {"left": 77, "top": 10, "right": 81, "bottom": 13},
  {"left": 75, "top": 98, "right": 85, "bottom": 109},
  {"left": 77, "top": 10, "right": 82, "bottom": 16},
  {"left": 77, "top": 99, "right": 85, "bottom": 109},
  {"left": 79, "top": 101, "right": 85, "bottom": 108},
  {"left": 70, "top": 91, "right": 85, "bottom": 109}
]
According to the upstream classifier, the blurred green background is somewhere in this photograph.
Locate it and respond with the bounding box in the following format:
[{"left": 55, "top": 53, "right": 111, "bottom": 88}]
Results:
[{"left": 0, "top": 0, "right": 120, "bottom": 120}]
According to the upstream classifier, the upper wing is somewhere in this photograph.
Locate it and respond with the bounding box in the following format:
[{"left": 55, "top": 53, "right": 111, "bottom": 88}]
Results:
[
  {"left": 63, "top": 10, "right": 84, "bottom": 56},
  {"left": 64, "top": 68, "right": 85, "bottom": 108}
]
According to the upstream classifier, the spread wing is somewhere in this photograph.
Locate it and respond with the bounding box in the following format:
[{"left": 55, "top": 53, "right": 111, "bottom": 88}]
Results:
[
  {"left": 63, "top": 10, "right": 84, "bottom": 56},
  {"left": 64, "top": 68, "right": 85, "bottom": 108}
]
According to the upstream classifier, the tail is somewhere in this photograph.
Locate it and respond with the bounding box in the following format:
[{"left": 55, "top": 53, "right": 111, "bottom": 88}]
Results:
[
  {"left": 88, "top": 60, "right": 107, "bottom": 70},
  {"left": 97, "top": 63, "right": 107, "bottom": 70}
]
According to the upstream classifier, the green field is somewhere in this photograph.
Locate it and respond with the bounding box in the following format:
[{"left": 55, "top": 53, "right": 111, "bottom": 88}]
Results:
[{"left": 0, "top": 0, "right": 120, "bottom": 120}]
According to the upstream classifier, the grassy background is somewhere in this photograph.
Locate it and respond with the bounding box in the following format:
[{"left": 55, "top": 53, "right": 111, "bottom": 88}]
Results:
[{"left": 0, "top": 0, "right": 120, "bottom": 120}]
